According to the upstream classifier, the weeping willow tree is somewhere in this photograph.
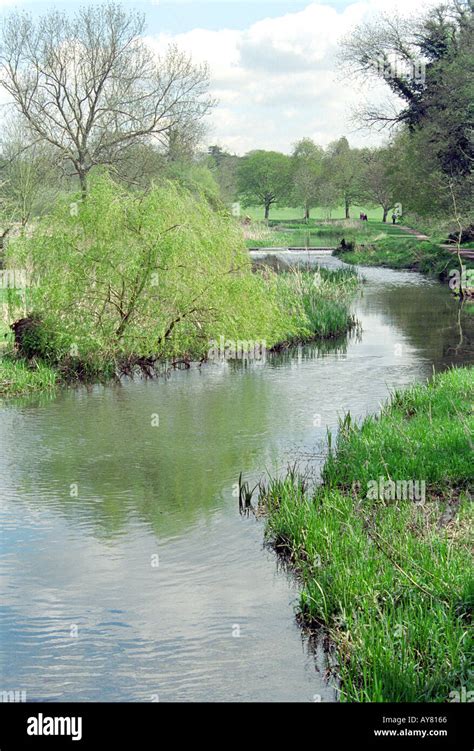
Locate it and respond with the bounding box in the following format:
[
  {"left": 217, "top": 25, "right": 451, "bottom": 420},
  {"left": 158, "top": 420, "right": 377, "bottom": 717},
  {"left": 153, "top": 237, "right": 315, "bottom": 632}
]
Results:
[{"left": 6, "top": 173, "right": 298, "bottom": 370}]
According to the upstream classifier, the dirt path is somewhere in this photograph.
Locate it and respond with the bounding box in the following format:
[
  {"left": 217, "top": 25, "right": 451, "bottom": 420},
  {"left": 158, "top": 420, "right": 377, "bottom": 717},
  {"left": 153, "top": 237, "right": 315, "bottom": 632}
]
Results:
[
  {"left": 396, "top": 224, "right": 430, "bottom": 240},
  {"left": 397, "top": 224, "right": 474, "bottom": 259}
]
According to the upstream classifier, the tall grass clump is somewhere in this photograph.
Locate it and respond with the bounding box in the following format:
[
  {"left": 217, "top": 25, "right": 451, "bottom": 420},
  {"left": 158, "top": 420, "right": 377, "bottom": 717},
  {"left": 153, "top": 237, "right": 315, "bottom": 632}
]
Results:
[
  {"left": 275, "top": 267, "right": 358, "bottom": 340},
  {"left": 0, "top": 356, "right": 57, "bottom": 397}
]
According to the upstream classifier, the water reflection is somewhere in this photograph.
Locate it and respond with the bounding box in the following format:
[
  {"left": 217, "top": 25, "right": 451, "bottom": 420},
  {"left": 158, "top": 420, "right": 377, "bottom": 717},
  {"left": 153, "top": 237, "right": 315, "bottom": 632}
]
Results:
[{"left": 0, "top": 258, "right": 472, "bottom": 701}]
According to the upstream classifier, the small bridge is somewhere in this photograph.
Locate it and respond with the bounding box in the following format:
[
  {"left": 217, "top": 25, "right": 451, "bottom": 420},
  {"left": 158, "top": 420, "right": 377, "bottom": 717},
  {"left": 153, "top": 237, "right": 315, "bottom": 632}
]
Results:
[
  {"left": 249, "top": 247, "right": 335, "bottom": 254},
  {"left": 439, "top": 244, "right": 474, "bottom": 261}
]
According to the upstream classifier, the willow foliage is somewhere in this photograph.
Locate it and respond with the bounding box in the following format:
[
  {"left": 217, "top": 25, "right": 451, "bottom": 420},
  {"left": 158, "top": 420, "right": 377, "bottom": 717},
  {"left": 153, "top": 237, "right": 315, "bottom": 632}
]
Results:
[{"left": 8, "top": 174, "right": 298, "bottom": 365}]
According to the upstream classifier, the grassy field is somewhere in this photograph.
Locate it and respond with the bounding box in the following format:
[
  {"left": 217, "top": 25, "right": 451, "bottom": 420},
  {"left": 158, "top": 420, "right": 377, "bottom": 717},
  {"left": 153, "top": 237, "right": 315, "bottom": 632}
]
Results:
[
  {"left": 245, "top": 205, "right": 384, "bottom": 222},
  {"left": 262, "top": 367, "right": 474, "bottom": 702}
]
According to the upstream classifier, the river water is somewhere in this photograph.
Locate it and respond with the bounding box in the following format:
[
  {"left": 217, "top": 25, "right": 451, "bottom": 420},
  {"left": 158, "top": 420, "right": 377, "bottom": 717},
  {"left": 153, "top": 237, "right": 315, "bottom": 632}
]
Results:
[{"left": 0, "top": 255, "right": 472, "bottom": 702}]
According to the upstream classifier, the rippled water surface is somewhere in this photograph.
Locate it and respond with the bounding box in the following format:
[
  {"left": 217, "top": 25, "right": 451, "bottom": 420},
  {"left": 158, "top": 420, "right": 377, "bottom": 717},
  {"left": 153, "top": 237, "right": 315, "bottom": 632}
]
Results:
[{"left": 1, "top": 256, "right": 472, "bottom": 701}]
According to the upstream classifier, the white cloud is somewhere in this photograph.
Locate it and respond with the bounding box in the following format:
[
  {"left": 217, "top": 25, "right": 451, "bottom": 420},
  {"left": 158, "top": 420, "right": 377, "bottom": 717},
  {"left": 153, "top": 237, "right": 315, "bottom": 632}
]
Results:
[{"left": 148, "top": 0, "right": 439, "bottom": 153}]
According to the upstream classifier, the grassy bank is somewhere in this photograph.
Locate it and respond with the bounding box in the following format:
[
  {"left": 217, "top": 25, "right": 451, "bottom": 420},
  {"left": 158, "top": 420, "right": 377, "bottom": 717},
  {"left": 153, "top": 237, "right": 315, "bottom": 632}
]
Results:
[
  {"left": 244, "top": 214, "right": 473, "bottom": 285},
  {"left": 0, "top": 358, "right": 57, "bottom": 397},
  {"left": 0, "top": 265, "right": 359, "bottom": 398},
  {"left": 272, "top": 267, "right": 358, "bottom": 342},
  {"left": 262, "top": 367, "right": 473, "bottom": 702},
  {"left": 335, "top": 233, "right": 474, "bottom": 284},
  {"left": 244, "top": 218, "right": 410, "bottom": 250},
  {"left": 335, "top": 238, "right": 458, "bottom": 276}
]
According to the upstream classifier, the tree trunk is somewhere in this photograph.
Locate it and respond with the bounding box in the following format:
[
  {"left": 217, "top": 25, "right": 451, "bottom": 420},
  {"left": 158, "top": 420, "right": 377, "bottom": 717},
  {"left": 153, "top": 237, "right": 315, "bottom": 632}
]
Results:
[
  {"left": 78, "top": 166, "right": 88, "bottom": 199},
  {"left": 345, "top": 197, "right": 350, "bottom": 219},
  {"left": 264, "top": 202, "right": 270, "bottom": 220},
  {"left": 382, "top": 207, "right": 388, "bottom": 223},
  {"left": 0, "top": 227, "right": 11, "bottom": 249},
  {"left": 304, "top": 206, "right": 310, "bottom": 223}
]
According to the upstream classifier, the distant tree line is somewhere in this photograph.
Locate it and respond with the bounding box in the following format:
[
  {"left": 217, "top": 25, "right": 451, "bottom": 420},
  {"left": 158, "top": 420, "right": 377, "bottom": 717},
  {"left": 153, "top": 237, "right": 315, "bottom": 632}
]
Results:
[
  {"left": 0, "top": 0, "right": 471, "bottom": 235},
  {"left": 206, "top": 137, "right": 399, "bottom": 223},
  {"left": 209, "top": 0, "right": 472, "bottom": 226}
]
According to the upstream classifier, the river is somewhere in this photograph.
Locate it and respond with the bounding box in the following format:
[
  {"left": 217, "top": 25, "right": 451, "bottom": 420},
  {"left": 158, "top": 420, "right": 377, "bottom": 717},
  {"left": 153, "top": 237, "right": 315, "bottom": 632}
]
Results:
[{"left": 0, "top": 255, "right": 472, "bottom": 702}]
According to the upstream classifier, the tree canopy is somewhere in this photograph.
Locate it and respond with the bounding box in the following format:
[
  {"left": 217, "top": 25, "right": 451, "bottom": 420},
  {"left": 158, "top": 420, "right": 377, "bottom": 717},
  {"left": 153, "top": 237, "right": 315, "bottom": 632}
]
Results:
[
  {"left": 290, "top": 138, "right": 324, "bottom": 221},
  {"left": 238, "top": 150, "right": 292, "bottom": 219}
]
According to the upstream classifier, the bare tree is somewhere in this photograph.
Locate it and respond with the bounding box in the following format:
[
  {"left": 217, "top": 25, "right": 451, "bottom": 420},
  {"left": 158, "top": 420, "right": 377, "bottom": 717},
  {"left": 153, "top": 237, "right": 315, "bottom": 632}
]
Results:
[
  {"left": 0, "top": 118, "right": 61, "bottom": 229},
  {"left": 339, "top": 2, "right": 472, "bottom": 133},
  {"left": 339, "top": 13, "right": 425, "bottom": 129},
  {"left": 0, "top": 2, "right": 213, "bottom": 195}
]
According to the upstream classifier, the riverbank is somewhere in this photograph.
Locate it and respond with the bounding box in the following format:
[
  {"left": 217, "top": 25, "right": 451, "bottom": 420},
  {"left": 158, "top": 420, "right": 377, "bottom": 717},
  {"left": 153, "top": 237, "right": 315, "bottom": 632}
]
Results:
[
  {"left": 0, "top": 175, "right": 361, "bottom": 399},
  {"left": 0, "top": 265, "right": 359, "bottom": 399},
  {"left": 2, "top": 250, "right": 470, "bottom": 702},
  {"left": 335, "top": 236, "right": 474, "bottom": 281},
  {"left": 243, "top": 217, "right": 474, "bottom": 290},
  {"left": 244, "top": 217, "right": 408, "bottom": 250},
  {"left": 262, "top": 366, "right": 473, "bottom": 702},
  {"left": 0, "top": 357, "right": 57, "bottom": 397}
]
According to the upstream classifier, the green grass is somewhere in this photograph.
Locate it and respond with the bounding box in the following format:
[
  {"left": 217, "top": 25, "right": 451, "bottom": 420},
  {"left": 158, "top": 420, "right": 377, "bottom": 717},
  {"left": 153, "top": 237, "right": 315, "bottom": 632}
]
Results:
[
  {"left": 0, "top": 319, "right": 11, "bottom": 348},
  {"left": 262, "top": 367, "right": 474, "bottom": 702},
  {"left": 0, "top": 356, "right": 58, "bottom": 397},
  {"left": 244, "top": 205, "right": 383, "bottom": 222},
  {"left": 245, "top": 219, "right": 417, "bottom": 250},
  {"left": 401, "top": 213, "right": 474, "bottom": 245},
  {"left": 245, "top": 212, "right": 474, "bottom": 287},
  {"left": 323, "top": 367, "right": 474, "bottom": 495},
  {"left": 337, "top": 237, "right": 474, "bottom": 279}
]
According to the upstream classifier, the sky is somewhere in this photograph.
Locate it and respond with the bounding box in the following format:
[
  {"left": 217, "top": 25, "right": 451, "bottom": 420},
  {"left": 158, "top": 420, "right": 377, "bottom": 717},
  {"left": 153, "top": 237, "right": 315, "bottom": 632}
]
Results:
[{"left": 0, "top": 0, "right": 438, "bottom": 154}]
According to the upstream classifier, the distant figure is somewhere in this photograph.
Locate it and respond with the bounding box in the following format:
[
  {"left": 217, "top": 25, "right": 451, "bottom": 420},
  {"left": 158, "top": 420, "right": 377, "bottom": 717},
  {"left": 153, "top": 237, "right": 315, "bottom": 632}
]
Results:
[
  {"left": 392, "top": 212, "right": 397, "bottom": 225},
  {"left": 363, "top": 213, "right": 368, "bottom": 222},
  {"left": 359, "top": 212, "right": 364, "bottom": 220}
]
